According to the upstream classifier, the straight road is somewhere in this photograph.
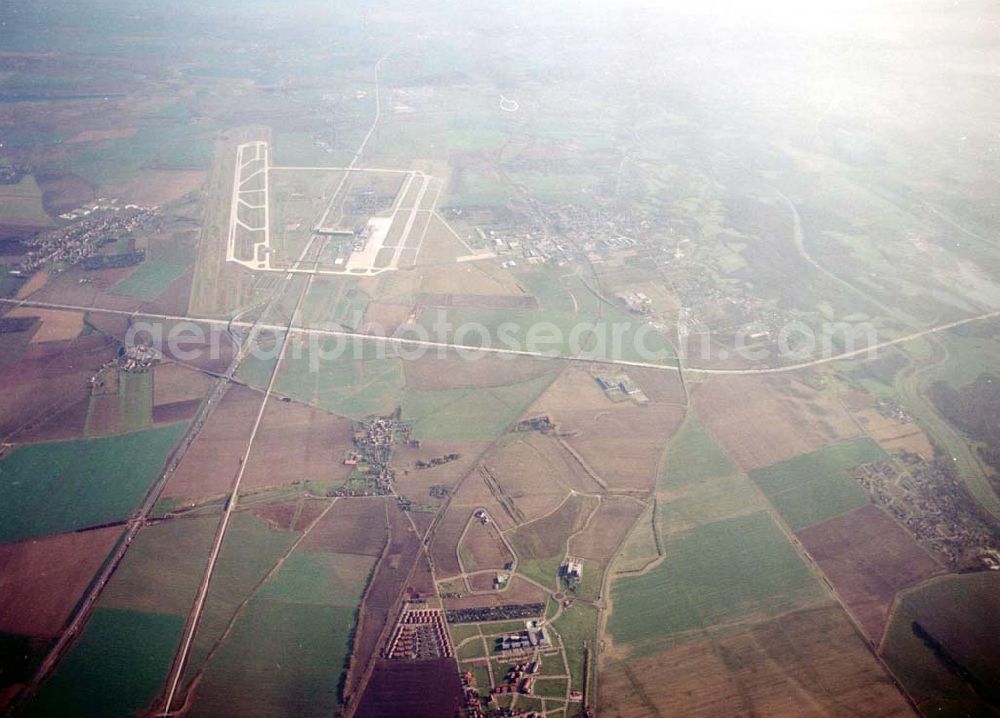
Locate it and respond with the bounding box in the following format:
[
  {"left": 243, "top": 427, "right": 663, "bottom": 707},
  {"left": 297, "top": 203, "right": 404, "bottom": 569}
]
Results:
[{"left": 3, "top": 296, "right": 998, "bottom": 377}]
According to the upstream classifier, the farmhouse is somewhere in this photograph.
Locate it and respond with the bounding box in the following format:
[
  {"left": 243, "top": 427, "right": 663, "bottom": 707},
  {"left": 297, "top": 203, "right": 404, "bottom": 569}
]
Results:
[{"left": 561, "top": 558, "right": 583, "bottom": 580}]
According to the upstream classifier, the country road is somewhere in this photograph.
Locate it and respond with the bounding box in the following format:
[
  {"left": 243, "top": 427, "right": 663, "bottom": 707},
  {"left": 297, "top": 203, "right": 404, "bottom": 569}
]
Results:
[{"left": 159, "top": 47, "right": 396, "bottom": 716}]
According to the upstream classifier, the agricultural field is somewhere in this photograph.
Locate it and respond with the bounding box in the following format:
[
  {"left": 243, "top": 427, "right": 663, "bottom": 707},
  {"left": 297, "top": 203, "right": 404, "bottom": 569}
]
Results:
[
  {"left": 748, "top": 437, "right": 885, "bottom": 531},
  {"left": 0, "top": 176, "right": 55, "bottom": 228},
  {"left": 881, "top": 573, "right": 1000, "bottom": 716},
  {"left": 600, "top": 605, "right": 913, "bottom": 718},
  {"left": 508, "top": 494, "right": 599, "bottom": 589},
  {"left": 607, "top": 511, "right": 825, "bottom": 653},
  {"left": 0, "top": 526, "right": 123, "bottom": 637},
  {"left": 109, "top": 259, "right": 191, "bottom": 302},
  {"left": 458, "top": 518, "right": 515, "bottom": 574},
  {"left": 0, "top": 422, "right": 187, "bottom": 542},
  {"left": 694, "top": 375, "right": 861, "bottom": 472},
  {"left": 797, "top": 504, "right": 945, "bottom": 641},
  {"left": 186, "top": 508, "right": 376, "bottom": 718},
  {"left": 551, "top": 603, "right": 599, "bottom": 697},
  {"left": 401, "top": 370, "right": 556, "bottom": 442},
  {"left": 275, "top": 339, "right": 406, "bottom": 420},
  {"left": 100, "top": 515, "right": 221, "bottom": 617},
  {"left": 19, "top": 608, "right": 184, "bottom": 718},
  {"left": 525, "top": 367, "right": 686, "bottom": 491}
]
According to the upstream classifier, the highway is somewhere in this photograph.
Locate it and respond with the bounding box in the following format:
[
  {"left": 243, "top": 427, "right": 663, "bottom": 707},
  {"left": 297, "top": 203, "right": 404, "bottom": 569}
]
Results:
[{"left": 2, "top": 296, "right": 998, "bottom": 378}]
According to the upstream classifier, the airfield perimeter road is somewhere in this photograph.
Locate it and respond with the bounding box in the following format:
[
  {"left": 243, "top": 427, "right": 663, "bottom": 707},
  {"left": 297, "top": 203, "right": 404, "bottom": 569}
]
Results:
[{"left": 2, "top": 296, "right": 998, "bottom": 377}]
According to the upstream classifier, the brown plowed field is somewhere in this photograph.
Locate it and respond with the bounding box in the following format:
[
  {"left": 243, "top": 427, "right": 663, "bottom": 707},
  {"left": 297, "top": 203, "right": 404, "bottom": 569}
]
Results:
[
  {"left": 393, "top": 439, "right": 486, "bottom": 507},
  {"left": 346, "top": 504, "right": 421, "bottom": 701},
  {"left": 354, "top": 657, "right": 465, "bottom": 718},
  {"left": 0, "top": 334, "right": 116, "bottom": 437},
  {"left": 161, "top": 384, "right": 260, "bottom": 501},
  {"left": 29, "top": 266, "right": 142, "bottom": 312},
  {"left": 408, "top": 510, "right": 434, "bottom": 539},
  {"left": 525, "top": 367, "right": 684, "bottom": 491},
  {"left": 523, "top": 366, "right": 610, "bottom": 420},
  {"left": 568, "top": 496, "right": 645, "bottom": 565},
  {"left": 5, "top": 307, "right": 83, "bottom": 344},
  {"left": 468, "top": 572, "right": 498, "bottom": 592},
  {"left": 561, "top": 403, "right": 684, "bottom": 491},
  {"left": 621, "top": 366, "right": 686, "bottom": 404},
  {"left": 509, "top": 493, "right": 598, "bottom": 562},
  {"left": 0, "top": 527, "right": 122, "bottom": 637},
  {"left": 300, "top": 497, "right": 388, "bottom": 556},
  {"left": 241, "top": 399, "right": 354, "bottom": 492},
  {"left": 249, "top": 497, "right": 335, "bottom": 536},
  {"left": 796, "top": 503, "right": 945, "bottom": 641},
  {"left": 36, "top": 172, "right": 95, "bottom": 215},
  {"left": 599, "top": 605, "right": 913, "bottom": 718},
  {"left": 483, "top": 434, "right": 594, "bottom": 515},
  {"left": 153, "top": 319, "right": 237, "bottom": 375},
  {"left": 458, "top": 520, "right": 514, "bottom": 573},
  {"left": 11, "top": 397, "right": 89, "bottom": 443},
  {"left": 694, "top": 375, "right": 860, "bottom": 472},
  {"left": 429, "top": 508, "right": 472, "bottom": 578}
]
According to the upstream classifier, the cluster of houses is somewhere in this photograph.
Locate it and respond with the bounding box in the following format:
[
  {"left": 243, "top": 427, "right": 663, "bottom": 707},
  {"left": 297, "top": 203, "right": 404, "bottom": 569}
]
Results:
[
  {"left": 15, "top": 202, "right": 157, "bottom": 275},
  {"left": 384, "top": 606, "right": 453, "bottom": 660}
]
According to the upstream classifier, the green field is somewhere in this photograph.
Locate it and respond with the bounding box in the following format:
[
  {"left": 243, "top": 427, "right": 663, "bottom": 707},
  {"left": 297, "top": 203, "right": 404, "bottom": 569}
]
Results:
[
  {"left": 447, "top": 623, "right": 482, "bottom": 646},
  {"left": 748, "top": 438, "right": 883, "bottom": 530},
  {"left": 276, "top": 341, "right": 405, "bottom": 419},
  {"left": 84, "top": 369, "right": 154, "bottom": 436},
  {"left": 100, "top": 514, "right": 220, "bottom": 616},
  {"left": 607, "top": 511, "right": 824, "bottom": 652},
  {"left": 21, "top": 609, "right": 183, "bottom": 718},
  {"left": 110, "top": 260, "right": 190, "bottom": 301},
  {"left": 236, "top": 332, "right": 284, "bottom": 390},
  {"left": 181, "top": 512, "right": 302, "bottom": 684},
  {"left": 456, "top": 637, "right": 487, "bottom": 661},
  {"left": 72, "top": 123, "right": 213, "bottom": 187},
  {"left": 533, "top": 677, "right": 568, "bottom": 699},
  {"left": 121, "top": 371, "right": 154, "bottom": 429},
  {"left": 0, "top": 422, "right": 187, "bottom": 542},
  {"left": 256, "top": 551, "right": 374, "bottom": 607},
  {"left": 189, "top": 600, "right": 357, "bottom": 718},
  {"left": 401, "top": 371, "right": 555, "bottom": 441},
  {"left": 0, "top": 175, "right": 54, "bottom": 226},
  {"left": 660, "top": 472, "right": 767, "bottom": 537},
  {"left": 655, "top": 418, "right": 764, "bottom": 535},
  {"left": 187, "top": 512, "right": 375, "bottom": 716},
  {"left": 614, "top": 502, "right": 660, "bottom": 572},
  {"left": 551, "top": 603, "right": 598, "bottom": 695},
  {"left": 659, "top": 418, "right": 737, "bottom": 489},
  {"left": 881, "top": 573, "right": 1000, "bottom": 715}
]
